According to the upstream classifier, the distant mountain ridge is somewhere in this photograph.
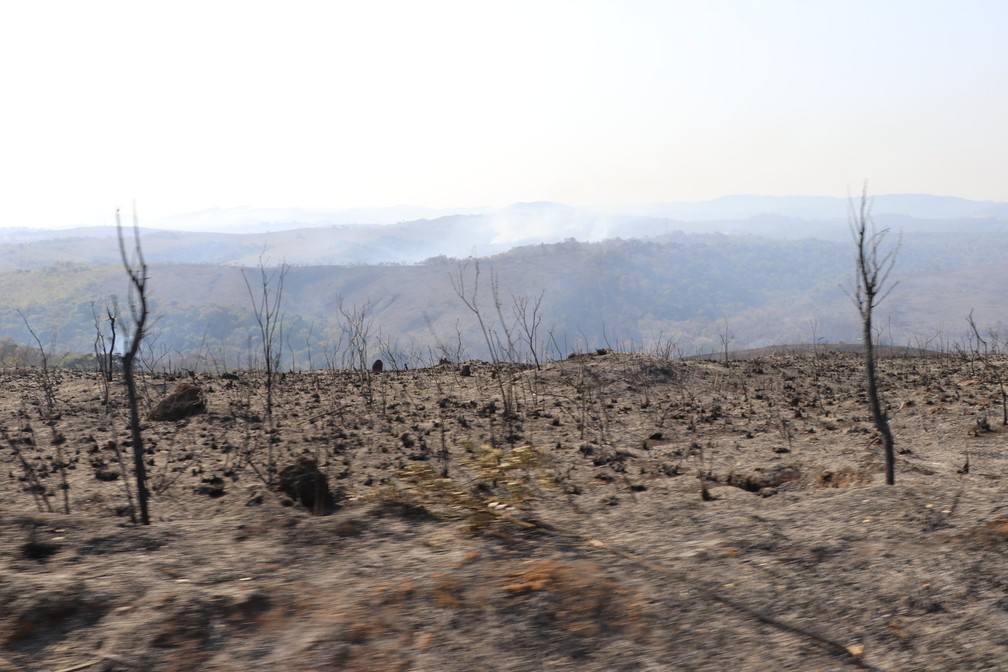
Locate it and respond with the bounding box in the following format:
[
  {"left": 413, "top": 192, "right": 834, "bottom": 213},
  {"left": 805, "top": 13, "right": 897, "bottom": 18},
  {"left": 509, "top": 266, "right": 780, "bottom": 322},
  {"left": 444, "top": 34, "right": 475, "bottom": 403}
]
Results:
[
  {"left": 2, "top": 194, "right": 1007, "bottom": 269},
  {"left": 617, "top": 193, "right": 1008, "bottom": 221},
  {"left": 5, "top": 193, "right": 1006, "bottom": 239},
  {"left": 4, "top": 192, "right": 1008, "bottom": 366},
  {"left": 3, "top": 229, "right": 1008, "bottom": 368}
]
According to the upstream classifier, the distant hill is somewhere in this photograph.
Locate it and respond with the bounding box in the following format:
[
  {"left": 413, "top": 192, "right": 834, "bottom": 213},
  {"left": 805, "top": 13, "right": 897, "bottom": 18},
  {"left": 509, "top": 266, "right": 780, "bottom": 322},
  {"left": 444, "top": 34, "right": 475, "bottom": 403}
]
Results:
[
  {"left": 3, "top": 193, "right": 1007, "bottom": 369},
  {"left": 3, "top": 226, "right": 1008, "bottom": 369},
  {"left": 149, "top": 204, "right": 495, "bottom": 234},
  {"left": 3, "top": 195, "right": 1008, "bottom": 269},
  {"left": 619, "top": 193, "right": 1008, "bottom": 221}
]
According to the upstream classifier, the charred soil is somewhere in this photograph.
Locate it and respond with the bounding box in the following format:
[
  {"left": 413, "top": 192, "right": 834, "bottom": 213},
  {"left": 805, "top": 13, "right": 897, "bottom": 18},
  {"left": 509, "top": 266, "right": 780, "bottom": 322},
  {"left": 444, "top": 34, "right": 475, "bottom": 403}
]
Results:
[{"left": 2, "top": 351, "right": 1007, "bottom": 671}]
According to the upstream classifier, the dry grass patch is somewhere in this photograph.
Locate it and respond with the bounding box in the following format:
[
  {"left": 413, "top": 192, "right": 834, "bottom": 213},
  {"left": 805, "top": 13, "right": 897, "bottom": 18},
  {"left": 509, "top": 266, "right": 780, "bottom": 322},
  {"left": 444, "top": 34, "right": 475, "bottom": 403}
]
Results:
[
  {"left": 376, "top": 444, "right": 551, "bottom": 533},
  {"left": 432, "top": 572, "right": 466, "bottom": 608},
  {"left": 945, "top": 517, "right": 1008, "bottom": 548},
  {"left": 502, "top": 559, "right": 647, "bottom": 638},
  {"left": 816, "top": 466, "right": 874, "bottom": 488}
]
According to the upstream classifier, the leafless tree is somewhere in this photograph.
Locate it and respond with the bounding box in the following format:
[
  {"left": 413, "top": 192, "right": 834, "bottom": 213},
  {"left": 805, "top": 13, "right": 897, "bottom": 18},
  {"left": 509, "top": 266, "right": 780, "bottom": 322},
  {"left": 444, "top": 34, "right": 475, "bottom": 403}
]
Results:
[
  {"left": 808, "top": 317, "right": 827, "bottom": 410},
  {"left": 13, "top": 311, "right": 69, "bottom": 514},
  {"left": 451, "top": 259, "right": 515, "bottom": 417},
  {"left": 242, "top": 255, "right": 289, "bottom": 419},
  {"left": 848, "top": 184, "right": 899, "bottom": 485},
  {"left": 92, "top": 298, "right": 119, "bottom": 409},
  {"left": 16, "top": 309, "right": 58, "bottom": 420},
  {"left": 337, "top": 297, "right": 377, "bottom": 403},
  {"left": 966, "top": 309, "right": 1007, "bottom": 425},
  {"left": 304, "top": 319, "right": 316, "bottom": 371},
  {"left": 512, "top": 291, "right": 545, "bottom": 370},
  {"left": 424, "top": 313, "right": 468, "bottom": 365},
  {"left": 376, "top": 327, "right": 404, "bottom": 372},
  {"left": 649, "top": 331, "right": 682, "bottom": 360},
  {"left": 719, "top": 316, "right": 734, "bottom": 363},
  {"left": 4, "top": 425, "right": 53, "bottom": 513},
  {"left": 117, "top": 207, "right": 152, "bottom": 524},
  {"left": 338, "top": 297, "right": 374, "bottom": 371},
  {"left": 490, "top": 273, "right": 519, "bottom": 364}
]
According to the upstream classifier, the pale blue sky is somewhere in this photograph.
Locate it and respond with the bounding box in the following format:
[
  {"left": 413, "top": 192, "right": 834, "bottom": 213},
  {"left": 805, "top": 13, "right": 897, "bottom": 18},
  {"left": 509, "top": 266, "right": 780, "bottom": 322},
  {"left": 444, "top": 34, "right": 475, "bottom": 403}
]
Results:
[{"left": 1, "top": 0, "right": 1005, "bottom": 228}]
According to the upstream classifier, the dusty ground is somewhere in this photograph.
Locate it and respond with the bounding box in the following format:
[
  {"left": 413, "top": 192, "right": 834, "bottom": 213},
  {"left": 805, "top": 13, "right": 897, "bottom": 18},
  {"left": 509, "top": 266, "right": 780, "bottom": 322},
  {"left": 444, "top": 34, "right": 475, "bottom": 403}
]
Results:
[{"left": 2, "top": 350, "right": 1007, "bottom": 671}]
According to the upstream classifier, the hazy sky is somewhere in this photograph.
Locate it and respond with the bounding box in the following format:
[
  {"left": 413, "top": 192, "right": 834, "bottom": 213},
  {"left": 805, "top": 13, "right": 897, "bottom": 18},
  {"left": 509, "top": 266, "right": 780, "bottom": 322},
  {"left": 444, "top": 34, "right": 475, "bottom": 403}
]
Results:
[{"left": 2, "top": 0, "right": 1006, "bottom": 228}]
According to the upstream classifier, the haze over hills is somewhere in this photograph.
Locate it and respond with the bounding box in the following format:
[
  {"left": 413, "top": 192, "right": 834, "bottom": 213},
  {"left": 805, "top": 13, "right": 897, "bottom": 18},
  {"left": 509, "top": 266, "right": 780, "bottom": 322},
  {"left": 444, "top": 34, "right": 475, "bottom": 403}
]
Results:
[
  {"left": 619, "top": 193, "right": 1008, "bottom": 221},
  {"left": 4, "top": 194, "right": 1008, "bottom": 268},
  {"left": 2, "top": 193, "right": 1008, "bottom": 367}
]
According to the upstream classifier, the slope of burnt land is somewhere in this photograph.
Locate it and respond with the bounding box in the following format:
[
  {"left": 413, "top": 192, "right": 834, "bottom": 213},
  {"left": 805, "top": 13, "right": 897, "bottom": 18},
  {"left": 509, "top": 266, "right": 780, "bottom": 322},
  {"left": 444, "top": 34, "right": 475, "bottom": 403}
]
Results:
[{"left": 2, "top": 351, "right": 1007, "bottom": 671}]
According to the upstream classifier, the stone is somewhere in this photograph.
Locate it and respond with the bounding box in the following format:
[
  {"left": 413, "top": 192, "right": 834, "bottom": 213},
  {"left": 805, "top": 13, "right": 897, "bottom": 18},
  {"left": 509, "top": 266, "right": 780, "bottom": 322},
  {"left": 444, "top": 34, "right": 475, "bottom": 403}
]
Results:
[
  {"left": 149, "top": 383, "right": 206, "bottom": 421},
  {"left": 276, "top": 457, "right": 338, "bottom": 513}
]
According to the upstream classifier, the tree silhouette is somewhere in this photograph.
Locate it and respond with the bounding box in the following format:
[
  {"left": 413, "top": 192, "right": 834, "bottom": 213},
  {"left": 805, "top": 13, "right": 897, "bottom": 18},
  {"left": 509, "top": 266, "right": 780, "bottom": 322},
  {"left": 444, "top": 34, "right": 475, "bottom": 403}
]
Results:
[{"left": 849, "top": 184, "right": 899, "bottom": 485}]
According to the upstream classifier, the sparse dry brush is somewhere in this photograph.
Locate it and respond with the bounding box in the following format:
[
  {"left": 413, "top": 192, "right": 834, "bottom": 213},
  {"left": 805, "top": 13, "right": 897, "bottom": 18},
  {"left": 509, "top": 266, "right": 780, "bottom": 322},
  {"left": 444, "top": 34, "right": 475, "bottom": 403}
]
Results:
[
  {"left": 379, "top": 442, "right": 550, "bottom": 533},
  {"left": 6, "top": 346, "right": 1008, "bottom": 670},
  {"left": 12, "top": 181, "right": 1008, "bottom": 670}
]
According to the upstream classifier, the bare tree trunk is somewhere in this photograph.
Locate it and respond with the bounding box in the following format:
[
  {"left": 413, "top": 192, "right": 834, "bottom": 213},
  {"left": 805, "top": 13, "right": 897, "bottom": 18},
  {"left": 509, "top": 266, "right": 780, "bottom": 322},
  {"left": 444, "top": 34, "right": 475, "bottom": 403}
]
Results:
[
  {"left": 122, "top": 355, "right": 150, "bottom": 523},
  {"left": 242, "top": 255, "right": 288, "bottom": 488},
  {"left": 862, "top": 308, "right": 895, "bottom": 485},
  {"left": 118, "top": 208, "right": 151, "bottom": 524},
  {"left": 451, "top": 259, "right": 514, "bottom": 418},
  {"left": 849, "top": 183, "right": 899, "bottom": 486},
  {"left": 242, "top": 256, "right": 288, "bottom": 421}
]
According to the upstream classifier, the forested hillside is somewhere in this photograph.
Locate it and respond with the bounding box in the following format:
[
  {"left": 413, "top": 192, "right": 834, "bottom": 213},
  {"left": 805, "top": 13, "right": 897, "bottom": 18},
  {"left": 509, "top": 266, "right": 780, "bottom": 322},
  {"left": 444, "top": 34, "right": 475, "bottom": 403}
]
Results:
[{"left": 3, "top": 223, "right": 1008, "bottom": 370}]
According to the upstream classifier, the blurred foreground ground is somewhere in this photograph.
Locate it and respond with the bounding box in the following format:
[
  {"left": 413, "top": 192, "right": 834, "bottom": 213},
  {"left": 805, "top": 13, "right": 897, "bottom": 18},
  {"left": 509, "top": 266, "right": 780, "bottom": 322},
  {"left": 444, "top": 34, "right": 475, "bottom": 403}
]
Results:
[{"left": 2, "top": 351, "right": 1007, "bottom": 670}]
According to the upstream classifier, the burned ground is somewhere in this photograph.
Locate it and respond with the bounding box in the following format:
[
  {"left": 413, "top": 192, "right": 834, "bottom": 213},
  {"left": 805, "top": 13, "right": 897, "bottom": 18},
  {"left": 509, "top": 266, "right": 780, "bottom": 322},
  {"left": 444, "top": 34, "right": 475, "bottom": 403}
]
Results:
[{"left": 2, "top": 350, "right": 1007, "bottom": 671}]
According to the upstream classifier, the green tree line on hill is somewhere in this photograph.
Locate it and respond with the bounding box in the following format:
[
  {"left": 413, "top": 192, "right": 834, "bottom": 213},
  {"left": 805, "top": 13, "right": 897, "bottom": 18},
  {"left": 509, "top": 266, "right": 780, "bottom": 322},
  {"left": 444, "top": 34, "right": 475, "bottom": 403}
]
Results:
[{"left": 2, "top": 231, "right": 1007, "bottom": 371}]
